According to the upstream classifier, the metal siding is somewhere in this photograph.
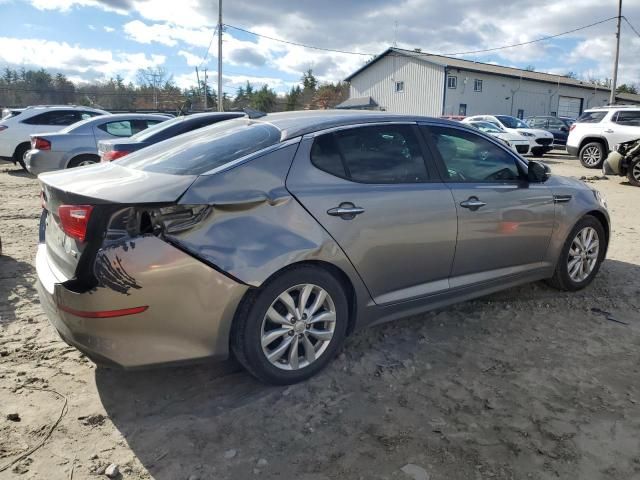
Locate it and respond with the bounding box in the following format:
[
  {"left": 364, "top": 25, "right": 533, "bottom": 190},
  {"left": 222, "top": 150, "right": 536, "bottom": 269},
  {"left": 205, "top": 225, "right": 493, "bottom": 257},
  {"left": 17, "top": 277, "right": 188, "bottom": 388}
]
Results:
[
  {"left": 349, "top": 56, "right": 445, "bottom": 116},
  {"left": 442, "top": 70, "right": 611, "bottom": 118}
]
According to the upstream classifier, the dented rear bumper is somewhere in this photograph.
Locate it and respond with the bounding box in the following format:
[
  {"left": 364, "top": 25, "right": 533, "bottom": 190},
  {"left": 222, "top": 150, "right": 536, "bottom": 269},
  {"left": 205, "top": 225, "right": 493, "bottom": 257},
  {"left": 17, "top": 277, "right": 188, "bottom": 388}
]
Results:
[{"left": 35, "top": 236, "right": 249, "bottom": 368}]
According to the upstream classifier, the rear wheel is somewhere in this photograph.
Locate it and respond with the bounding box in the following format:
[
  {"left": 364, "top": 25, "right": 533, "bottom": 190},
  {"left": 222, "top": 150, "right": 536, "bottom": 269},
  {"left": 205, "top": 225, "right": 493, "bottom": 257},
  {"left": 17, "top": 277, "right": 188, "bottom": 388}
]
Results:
[
  {"left": 13, "top": 143, "right": 30, "bottom": 171},
  {"left": 547, "top": 215, "right": 605, "bottom": 291},
  {"left": 627, "top": 158, "right": 640, "bottom": 187},
  {"left": 231, "top": 265, "right": 348, "bottom": 385},
  {"left": 579, "top": 142, "right": 605, "bottom": 168},
  {"left": 68, "top": 155, "right": 99, "bottom": 168}
]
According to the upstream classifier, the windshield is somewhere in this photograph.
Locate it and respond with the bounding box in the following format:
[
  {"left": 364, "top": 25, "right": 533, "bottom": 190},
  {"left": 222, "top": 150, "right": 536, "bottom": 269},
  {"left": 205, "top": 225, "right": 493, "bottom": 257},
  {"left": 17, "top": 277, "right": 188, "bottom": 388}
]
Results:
[
  {"left": 496, "top": 115, "right": 529, "bottom": 129},
  {"left": 471, "top": 122, "right": 504, "bottom": 133},
  {"left": 118, "top": 118, "right": 281, "bottom": 175}
]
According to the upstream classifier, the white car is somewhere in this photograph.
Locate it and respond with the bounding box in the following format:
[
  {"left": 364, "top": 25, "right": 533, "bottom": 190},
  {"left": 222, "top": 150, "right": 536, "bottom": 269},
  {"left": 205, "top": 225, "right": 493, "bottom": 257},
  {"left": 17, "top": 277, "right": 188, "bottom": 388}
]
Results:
[
  {"left": 465, "top": 121, "right": 531, "bottom": 155},
  {"left": 463, "top": 115, "right": 555, "bottom": 157},
  {"left": 566, "top": 106, "right": 640, "bottom": 169},
  {"left": 0, "top": 105, "right": 108, "bottom": 169}
]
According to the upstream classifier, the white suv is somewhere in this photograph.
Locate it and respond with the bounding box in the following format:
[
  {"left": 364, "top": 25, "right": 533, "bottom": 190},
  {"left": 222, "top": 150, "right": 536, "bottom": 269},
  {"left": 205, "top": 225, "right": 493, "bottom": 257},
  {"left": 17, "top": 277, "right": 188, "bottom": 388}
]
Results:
[
  {"left": 567, "top": 106, "right": 640, "bottom": 168},
  {"left": 0, "top": 105, "right": 109, "bottom": 169}
]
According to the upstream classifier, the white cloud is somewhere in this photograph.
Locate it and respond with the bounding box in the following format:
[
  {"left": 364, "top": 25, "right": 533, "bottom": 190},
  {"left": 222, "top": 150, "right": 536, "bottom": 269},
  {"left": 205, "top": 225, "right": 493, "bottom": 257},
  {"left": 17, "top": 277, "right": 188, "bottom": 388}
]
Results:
[
  {"left": 29, "top": 0, "right": 128, "bottom": 14},
  {"left": 104, "top": 26, "right": 115, "bottom": 32},
  {"left": 0, "top": 37, "right": 165, "bottom": 83},
  {"left": 88, "top": 24, "right": 96, "bottom": 30},
  {"left": 123, "top": 20, "right": 212, "bottom": 48},
  {"left": 178, "top": 50, "right": 203, "bottom": 67}
]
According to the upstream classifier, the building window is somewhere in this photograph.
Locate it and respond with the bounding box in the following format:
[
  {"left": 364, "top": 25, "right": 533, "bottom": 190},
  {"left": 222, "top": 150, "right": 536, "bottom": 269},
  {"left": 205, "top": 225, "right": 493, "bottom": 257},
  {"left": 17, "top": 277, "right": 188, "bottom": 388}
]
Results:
[
  {"left": 550, "top": 111, "right": 557, "bottom": 117},
  {"left": 474, "top": 79, "right": 483, "bottom": 92},
  {"left": 395, "top": 81, "right": 404, "bottom": 93},
  {"left": 459, "top": 104, "right": 467, "bottom": 116},
  {"left": 447, "top": 76, "right": 457, "bottom": 89},
  {"left": 517, "top": 109, "right": 524, "bottom": 119}
]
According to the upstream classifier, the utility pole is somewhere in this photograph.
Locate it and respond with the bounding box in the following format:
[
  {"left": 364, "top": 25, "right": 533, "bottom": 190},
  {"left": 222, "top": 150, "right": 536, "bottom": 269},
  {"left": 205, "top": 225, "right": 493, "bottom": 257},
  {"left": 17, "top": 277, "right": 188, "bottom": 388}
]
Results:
[
  {"left": 203, "top": 68, "right": 208, "bottom": 110},
  {"left": 217, "top": 0, "right": 224, "bottom": 111},
  {"left": 609, "top": 0, "right": 622, "bottom": 105}
]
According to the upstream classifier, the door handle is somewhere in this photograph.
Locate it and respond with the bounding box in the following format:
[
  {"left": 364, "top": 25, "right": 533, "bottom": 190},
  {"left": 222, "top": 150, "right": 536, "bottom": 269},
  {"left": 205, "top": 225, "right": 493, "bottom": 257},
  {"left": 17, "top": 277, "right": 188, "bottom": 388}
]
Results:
[
  {"left": 604, "top": 129, "right": 614, "bottom": 133},
  {"left": 459, "top": 197, "right": 487, "bottom": 211},
  {"left": 327, "top": 203, "right": 365, "bottom": 219}
]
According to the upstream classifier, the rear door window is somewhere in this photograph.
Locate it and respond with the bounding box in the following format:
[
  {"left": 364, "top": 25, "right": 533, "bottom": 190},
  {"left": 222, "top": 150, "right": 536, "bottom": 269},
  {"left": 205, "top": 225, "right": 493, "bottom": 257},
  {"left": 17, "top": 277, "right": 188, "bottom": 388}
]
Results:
[
  {"left": 100, "top": 120, "right": 133, "bottom": 137},
  {"left": 577, "top": 111, "right": 607, "bottom": 123},
  {"left": 311, "top": 125, "right": 429, "bottom": 184},
  {"left": 613, "top": 111, "right": 640, "bottom": 126},
  {"left": 23, "top": 110, "right": 81, "bottom": 126}
]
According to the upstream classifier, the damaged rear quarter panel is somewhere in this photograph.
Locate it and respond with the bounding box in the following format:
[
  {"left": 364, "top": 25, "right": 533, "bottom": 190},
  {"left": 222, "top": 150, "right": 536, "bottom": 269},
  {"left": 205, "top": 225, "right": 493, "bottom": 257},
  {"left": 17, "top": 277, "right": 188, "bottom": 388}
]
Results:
[{"left": 175, "top": 143, "right": 372, "bottom": 314}]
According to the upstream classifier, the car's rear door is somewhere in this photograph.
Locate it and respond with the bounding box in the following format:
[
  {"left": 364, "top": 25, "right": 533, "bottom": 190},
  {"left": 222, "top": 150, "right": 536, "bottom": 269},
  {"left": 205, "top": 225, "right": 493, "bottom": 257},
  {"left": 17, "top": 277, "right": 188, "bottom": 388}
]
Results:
[
  {"left": 421, "top": 123, "right": 555, "bottom": 287},
  {"left": 286, "top": 122, "right": 458, "bottom": 305},
  {"left": 608, "top": 110, "right": 640, "bottom": 146}
]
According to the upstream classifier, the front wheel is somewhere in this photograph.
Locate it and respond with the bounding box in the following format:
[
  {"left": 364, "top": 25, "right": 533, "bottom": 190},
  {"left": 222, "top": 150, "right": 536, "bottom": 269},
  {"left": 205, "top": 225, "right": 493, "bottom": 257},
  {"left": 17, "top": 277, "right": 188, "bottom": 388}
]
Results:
[
  {"left": 547, "top": 215, "right": 606, "bottom": 291},
  {"left": 627, "top": 158, "right": 640, "bottom": 187},
  {"left": 579, "top": 142, "right": 605, "bottom": 169},
  {"left": 14, "top": 143, "right": 30, "bottom": 171},
  {"left": 231, "top": 265, "right": 349, "bottom": 385}
]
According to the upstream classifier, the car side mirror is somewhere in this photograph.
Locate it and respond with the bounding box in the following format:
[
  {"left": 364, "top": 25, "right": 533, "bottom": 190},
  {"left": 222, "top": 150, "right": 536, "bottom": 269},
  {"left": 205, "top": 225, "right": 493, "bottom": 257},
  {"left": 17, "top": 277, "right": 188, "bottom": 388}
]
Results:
[
  {"left": 528, "top": 160, "right": 551, "bottom": 183},
  {"left": 560, "top": 126, "right": 568, "bottom": 132}
]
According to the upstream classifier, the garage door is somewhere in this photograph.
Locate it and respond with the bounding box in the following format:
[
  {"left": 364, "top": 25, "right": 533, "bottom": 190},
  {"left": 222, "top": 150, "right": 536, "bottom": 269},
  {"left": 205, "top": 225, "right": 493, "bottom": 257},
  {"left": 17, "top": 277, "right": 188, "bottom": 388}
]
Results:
[{"left": 558, "top": 96, "right": 583, "bottom": 119}]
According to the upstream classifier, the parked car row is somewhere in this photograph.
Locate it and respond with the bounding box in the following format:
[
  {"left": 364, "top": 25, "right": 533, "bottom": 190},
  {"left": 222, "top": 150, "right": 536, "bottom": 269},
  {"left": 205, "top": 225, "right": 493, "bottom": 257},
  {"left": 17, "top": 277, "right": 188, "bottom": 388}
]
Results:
[{"left": 0, "top": 105, "right": 248, "bottom": 175}]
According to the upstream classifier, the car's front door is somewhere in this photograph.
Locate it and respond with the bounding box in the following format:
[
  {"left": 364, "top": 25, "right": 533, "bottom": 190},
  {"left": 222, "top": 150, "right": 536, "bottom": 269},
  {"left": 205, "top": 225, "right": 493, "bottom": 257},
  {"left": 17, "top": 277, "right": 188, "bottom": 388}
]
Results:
[
  {"left": 286, "top": 123, "right": 458, "bottom": 305},
  {"left": 422, "top": 124, "right": 555, "bottom": 287}
]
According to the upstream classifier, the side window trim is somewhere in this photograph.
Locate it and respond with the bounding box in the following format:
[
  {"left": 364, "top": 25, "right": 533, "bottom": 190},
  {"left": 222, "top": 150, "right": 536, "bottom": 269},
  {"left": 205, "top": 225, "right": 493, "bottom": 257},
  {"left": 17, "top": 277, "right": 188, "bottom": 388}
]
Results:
[{"left": 418, "top": 123, "right": 527, "bottom": 184}]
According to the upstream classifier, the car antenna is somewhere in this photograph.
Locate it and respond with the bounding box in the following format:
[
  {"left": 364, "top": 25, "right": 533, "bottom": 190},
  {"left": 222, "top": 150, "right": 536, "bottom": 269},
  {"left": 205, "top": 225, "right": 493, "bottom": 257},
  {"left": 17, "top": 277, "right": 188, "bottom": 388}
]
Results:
[{"left": 243, "top": 107, "right": 267, "bottom": 119}]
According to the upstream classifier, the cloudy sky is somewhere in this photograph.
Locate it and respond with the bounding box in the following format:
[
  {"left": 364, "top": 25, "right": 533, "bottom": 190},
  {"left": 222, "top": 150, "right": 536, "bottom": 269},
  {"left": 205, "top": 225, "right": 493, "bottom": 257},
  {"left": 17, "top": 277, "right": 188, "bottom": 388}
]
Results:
[{"left": 0, "top": 0, "right": 639, "bottom": 95}]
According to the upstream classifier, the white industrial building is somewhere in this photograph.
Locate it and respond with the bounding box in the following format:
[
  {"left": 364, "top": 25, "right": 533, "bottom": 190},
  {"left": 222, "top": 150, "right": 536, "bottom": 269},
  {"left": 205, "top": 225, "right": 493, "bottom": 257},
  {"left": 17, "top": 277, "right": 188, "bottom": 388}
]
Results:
[{"left": 341, "top": 47, "right": 640, "bottom": 119}]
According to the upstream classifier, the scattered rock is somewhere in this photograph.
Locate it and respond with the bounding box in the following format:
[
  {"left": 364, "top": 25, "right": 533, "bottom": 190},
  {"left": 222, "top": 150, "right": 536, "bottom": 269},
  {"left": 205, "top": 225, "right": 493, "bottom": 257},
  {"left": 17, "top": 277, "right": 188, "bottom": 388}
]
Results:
[
  {"left": 224, "top": 449, "right": 237, "bottom": 459},
  {"left": 7, "top": 413, "right": 20, "bottom": 422},
  {"left": 401, "top": 463, "right": 430, "bottom": 480},
  {"left": 187, "top": 475, "right": 200, "bottom": 480},
  {"left": 78, "top": 414, "right": 106, "bottom": 426},
  {"left": 253, "top": 468, "right": 261, "bottom": 475},
  {"left": 282, "top": 387, "right": 293, "bottom": 397},
  {"left": 0, "top": 350, "right": 9, "bottom": 357},
  {"left": 105, "top": 463, "right": 119, "bottom": 478},
  {"left": 89, "top": 454, "right": 99, "bottom": 460},
  {"left": 257, "top": 458, "right": 268, "bottom": 467}
]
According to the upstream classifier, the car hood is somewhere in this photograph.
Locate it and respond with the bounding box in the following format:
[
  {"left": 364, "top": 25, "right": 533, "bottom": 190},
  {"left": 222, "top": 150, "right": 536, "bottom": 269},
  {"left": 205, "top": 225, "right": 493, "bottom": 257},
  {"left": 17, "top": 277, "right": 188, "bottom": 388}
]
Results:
[
  {"left": 510, "top": 128, "right": 554, "bottom": 139},
  {"left": 38, "top": 162, "right": 197, "bottom": 204},
  {"left": 494, "top": 131, "right": 528, "bottom": 141}
]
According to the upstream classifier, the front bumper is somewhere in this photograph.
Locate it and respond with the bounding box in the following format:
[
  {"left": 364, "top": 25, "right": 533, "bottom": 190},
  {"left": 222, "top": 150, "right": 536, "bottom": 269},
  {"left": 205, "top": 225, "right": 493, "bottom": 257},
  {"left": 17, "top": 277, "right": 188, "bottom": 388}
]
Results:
[
  {"left": 35, "top": 236, "right": 249, "bottom": 368},
  {"left": 25, "top": 149, "right": 66, "bottom": 175}
]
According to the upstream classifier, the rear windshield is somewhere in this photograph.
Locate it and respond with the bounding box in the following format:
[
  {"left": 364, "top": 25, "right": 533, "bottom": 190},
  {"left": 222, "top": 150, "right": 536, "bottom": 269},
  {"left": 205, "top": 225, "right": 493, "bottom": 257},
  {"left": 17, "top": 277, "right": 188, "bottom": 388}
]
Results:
[
  {"left": 577, "top": 111, "right": 607, "bottom": 123},
  {"left": 117, "top": 118, "right": 281, "bottom": 175},
  {"left": 128, "top": 116, "right": 184, "bottom": 141},
  {"left": 495, "top": 115, "right": 529, "bottom": 129},
  {"left": 1, "top": 109, "right": 23, "bottom": 120}
]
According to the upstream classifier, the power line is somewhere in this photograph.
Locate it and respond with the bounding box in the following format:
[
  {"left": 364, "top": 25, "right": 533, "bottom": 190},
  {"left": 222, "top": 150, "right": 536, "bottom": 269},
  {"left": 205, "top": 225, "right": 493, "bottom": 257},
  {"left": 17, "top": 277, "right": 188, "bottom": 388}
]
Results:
[
  {"left": 225, "top": 16, "right": 618, "bottom": 58},
  {"left": 200, "top": 25, "right": 217, "bottom": 68},
  {"left": 623, "top": 16, "right": 640, "bottom": 38}
]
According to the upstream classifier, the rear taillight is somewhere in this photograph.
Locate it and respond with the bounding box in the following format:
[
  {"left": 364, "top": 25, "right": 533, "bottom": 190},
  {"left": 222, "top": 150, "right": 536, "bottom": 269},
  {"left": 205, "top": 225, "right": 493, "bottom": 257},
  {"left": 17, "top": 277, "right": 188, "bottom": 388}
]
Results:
[
  {"left": 58, "top": 205, "right": 94, "bottom": 242},
  {"left": 32, "top": 137, "right": 51, "bottom": 150},
  {"left": 102, "top": 150, "right": 130, "bottom": 162},
  {"left": 569, "top": 124, "right": 576, "bottom": 132}
]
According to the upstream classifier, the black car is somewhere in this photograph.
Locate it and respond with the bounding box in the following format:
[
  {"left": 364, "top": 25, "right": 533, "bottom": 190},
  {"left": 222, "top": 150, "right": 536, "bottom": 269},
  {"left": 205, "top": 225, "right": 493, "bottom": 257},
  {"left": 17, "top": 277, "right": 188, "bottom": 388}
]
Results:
[
  {"left": 98, "top": 112, "right": 245, "bottom": 162},
  {"left": 525, "top": 116, "right": 574, "bottom": 148}
]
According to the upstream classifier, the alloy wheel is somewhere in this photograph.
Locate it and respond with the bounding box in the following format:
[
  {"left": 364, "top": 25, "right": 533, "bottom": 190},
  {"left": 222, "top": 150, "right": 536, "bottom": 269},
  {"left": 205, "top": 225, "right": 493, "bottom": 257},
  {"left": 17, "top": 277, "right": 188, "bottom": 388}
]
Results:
[
  {"left": 581, "top": 146, "right": 601, "bottom": 167},
  {"left": 567, "top": 226, "right": 599, "bottom": 283},
  {"left": 77, "top": 160, "right": 96, "bottom": 167},
  {"left": 632, "top": 162, "right": 640, "bottom": 183},
  {"left": 261, "top": 284, "right": 336, "bottom": 371}
]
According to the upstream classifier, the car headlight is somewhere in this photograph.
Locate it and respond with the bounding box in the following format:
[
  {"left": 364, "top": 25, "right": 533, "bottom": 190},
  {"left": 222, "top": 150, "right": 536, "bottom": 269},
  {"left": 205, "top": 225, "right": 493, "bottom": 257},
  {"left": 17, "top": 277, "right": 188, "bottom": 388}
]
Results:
[
  {"left": 501, "top": 138, "right": 511, "bottom": 147},
  {"left": 520, "top": 132, "right": 535, "bottom": 137},
  {"left": 593, "top": 189, "right": 608, "bottom": 209}
]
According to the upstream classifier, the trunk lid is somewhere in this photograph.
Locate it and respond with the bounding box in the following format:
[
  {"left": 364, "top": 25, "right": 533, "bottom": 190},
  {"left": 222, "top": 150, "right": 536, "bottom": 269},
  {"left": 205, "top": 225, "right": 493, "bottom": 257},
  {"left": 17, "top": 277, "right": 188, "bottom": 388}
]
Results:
[{"left": 39, "top": 162, "right": 197, "bottom": 281}]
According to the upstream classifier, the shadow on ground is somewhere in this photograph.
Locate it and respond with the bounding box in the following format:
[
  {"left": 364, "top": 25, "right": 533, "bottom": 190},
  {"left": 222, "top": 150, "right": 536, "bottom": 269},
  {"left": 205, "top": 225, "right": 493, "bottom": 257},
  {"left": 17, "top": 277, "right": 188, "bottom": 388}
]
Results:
[
  {"left": 95, "top": 259, "right": 640, "bottom": 479},
  {"left": 0, "top": 254, "right": 38, "bottom": 324}
]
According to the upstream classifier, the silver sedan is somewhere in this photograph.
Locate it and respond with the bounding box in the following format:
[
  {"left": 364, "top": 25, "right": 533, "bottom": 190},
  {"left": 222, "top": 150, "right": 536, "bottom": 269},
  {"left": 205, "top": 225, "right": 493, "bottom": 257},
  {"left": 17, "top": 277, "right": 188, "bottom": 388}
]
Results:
[
  {"left": 35, "top": 111, "right": 610, "bottom": 384},
  {"left": 25, "top": 113, "right": 171, "bottom": 175}
]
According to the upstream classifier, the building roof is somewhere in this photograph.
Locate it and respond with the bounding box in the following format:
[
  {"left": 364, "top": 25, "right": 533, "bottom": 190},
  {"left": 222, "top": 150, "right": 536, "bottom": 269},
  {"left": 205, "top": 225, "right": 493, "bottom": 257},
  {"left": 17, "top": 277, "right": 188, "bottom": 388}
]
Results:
[
  {"left": 335, "top": 96, "right": 378, "bottom": 109},
  {"left": 345, "top": 47, "right": 640, "bottom": 104}
]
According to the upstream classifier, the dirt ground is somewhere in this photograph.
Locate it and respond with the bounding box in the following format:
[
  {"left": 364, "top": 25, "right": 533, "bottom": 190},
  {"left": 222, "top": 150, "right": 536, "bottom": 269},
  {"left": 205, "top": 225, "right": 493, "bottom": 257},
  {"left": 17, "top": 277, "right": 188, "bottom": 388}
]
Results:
[{"left": 1, "top": 152, "right": 639, "bottom": 480}]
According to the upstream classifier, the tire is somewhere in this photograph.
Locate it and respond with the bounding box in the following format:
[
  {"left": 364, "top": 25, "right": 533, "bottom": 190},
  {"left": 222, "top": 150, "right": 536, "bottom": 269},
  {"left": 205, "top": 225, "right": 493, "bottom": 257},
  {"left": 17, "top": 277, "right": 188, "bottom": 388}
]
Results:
[
  {"left": 627, "top": 158, "right": 640, "bottom": 187},
  {"left": 547, "top": 215, "right": 606, "bottom": 291},
  {"left": 579, "top": 141, "right": 605, "bottom": 169},
  {"left": 231, "top": 265, "right": 349, "bottom": 385},
  {"left": 67, "top": 154, "right": 99, "bottom": 169},
  {"left": 13, "top": 143, "right": 30, "bottom": 171}
]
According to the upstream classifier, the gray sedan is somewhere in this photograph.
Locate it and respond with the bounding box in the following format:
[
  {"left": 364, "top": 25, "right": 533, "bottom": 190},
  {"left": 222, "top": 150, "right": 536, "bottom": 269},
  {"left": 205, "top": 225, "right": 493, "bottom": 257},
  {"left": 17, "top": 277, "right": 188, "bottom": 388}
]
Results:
[
  {"left": 35, "top": 111, "right": 609, "bottom": 385},
  {"left": 25, "top": 113, "right": 171, "bottom": 175}
]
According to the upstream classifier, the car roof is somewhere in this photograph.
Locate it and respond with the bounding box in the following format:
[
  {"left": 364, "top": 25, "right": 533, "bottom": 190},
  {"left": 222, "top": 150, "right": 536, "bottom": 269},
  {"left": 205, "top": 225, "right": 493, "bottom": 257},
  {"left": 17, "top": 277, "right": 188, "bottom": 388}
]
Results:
[{"left": 251, "top": 110, "right": 459, "bottom": 140}]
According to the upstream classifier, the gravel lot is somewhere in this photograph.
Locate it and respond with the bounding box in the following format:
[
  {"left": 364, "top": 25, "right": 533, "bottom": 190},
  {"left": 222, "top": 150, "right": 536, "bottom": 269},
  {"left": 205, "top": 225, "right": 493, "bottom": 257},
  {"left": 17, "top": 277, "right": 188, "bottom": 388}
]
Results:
[{"left": 1, "top": 152, "right": 639, "bottom": 480}]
